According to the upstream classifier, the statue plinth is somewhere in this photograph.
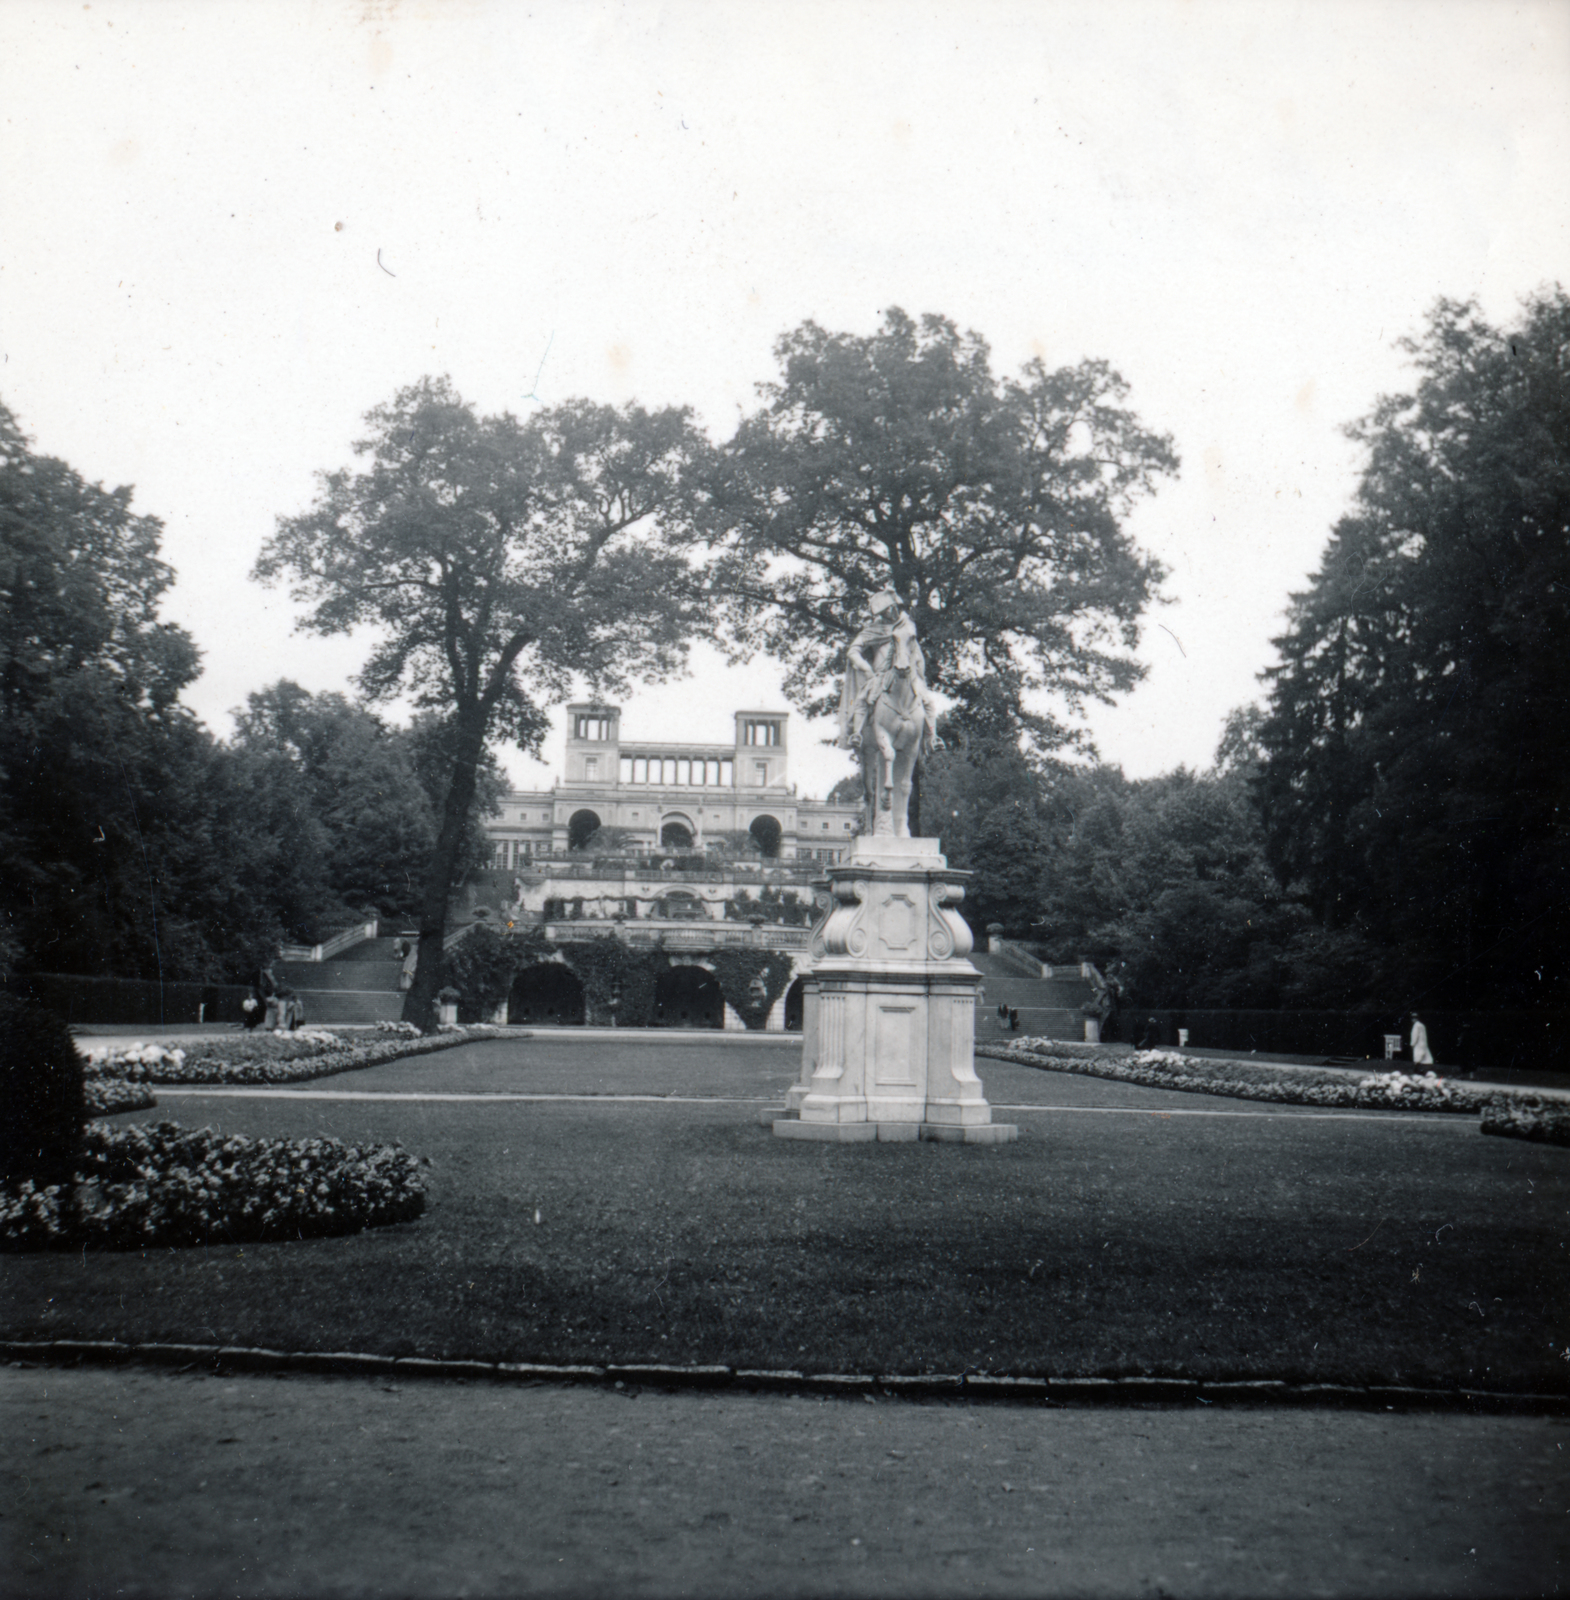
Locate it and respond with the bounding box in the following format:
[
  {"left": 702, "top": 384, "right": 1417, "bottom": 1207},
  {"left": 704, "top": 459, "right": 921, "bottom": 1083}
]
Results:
[{"left": 774, "top": 837, "right": 1017, "bottom": 1145}]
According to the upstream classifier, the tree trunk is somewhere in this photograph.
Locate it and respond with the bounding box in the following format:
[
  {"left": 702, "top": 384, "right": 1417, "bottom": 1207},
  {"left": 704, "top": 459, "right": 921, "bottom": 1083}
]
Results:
[{"left": 403, "top": 706, "right": 488, "bottom": 1032}]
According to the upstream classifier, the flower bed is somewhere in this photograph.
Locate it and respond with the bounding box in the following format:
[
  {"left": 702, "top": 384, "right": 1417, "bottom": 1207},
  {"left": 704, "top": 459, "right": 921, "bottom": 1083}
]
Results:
[
  {"left": 81, "top": 1025, "right": 500, "bottom": 1087},
  {"left": 83, "top": 1078, "right": 157, "bottom": 1116},
  {"left": 981, "top": 1037, "right": 1501, "bottom": 1115},
  {"left": 2, "top": 1121, "right": 428, "bottom": 1251},
  {"left": 1481, "top": 1098, "right": 1570, "bottom": 1146}
]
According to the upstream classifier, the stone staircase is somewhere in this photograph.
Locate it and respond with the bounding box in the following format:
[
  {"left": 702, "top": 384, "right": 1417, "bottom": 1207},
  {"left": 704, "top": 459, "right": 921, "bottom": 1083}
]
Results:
[
  {"left": 276, "top": 931, "right": 412, "bottom": 1025},
  {"left": 969, "top": 950, "right": 1093, "bottom": 1043}
]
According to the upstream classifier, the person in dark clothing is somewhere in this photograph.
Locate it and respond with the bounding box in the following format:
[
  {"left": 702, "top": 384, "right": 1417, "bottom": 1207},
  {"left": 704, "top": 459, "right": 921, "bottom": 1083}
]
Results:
[
  {"left": 1009, "top": 1008, "right": 1020, "bottom": 1032},
  {"left": 256, "top": 963, "right": 281, "bottom": 1030}
]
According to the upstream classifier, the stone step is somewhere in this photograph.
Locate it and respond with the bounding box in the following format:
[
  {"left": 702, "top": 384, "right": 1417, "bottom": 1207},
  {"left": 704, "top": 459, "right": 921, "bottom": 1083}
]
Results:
[
  {"left": 276, "top": 961, "right": 403, "bottom": 992},
  {"left": 333, "top": 936, "right": 417, "bottom": 962}
]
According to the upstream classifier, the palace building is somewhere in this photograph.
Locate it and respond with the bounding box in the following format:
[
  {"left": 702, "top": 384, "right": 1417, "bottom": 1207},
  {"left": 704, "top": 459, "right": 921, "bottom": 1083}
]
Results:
[
  {"left": 481, "top": 703, "right": 862, "bottom": 866},
  {"left": 460, "top": 706, "right": 864, "bottom": 1030}
]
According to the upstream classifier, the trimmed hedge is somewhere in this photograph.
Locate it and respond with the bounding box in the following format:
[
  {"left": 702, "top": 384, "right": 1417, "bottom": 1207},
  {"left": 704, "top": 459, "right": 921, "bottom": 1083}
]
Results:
[{"left": 2, "top": 973, "right": 256, "bottom": 1027}]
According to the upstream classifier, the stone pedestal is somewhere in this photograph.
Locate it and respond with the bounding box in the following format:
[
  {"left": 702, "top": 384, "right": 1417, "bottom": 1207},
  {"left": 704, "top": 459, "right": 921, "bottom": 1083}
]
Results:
[{"left": 774, "top": 837, "right": 1016, "bottom": 1145}]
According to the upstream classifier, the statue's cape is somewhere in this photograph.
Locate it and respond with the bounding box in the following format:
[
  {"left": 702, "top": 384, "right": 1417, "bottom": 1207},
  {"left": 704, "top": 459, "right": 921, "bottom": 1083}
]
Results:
[
  {"left": 838, "top": 613, "right": 932, "bottom": 747},
  {"left": 838, "top": 618, "right": 898, "bottom": 743}
]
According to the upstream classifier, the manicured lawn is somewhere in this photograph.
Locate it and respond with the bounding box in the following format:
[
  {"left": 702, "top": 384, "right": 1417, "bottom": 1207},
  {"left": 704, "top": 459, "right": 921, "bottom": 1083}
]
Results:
[{"left": 4, "top": 1036, "right": 1566, "bottom": 1391}]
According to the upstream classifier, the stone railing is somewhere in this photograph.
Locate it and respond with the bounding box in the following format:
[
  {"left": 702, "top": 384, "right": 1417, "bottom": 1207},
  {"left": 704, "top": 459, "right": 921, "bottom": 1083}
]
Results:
[
  {"left": 510, "top": 858, "right": 830, "bottom": 885},
  {"left": 986, "top": 935, "right": 1052, "bottom": 978},
  {"left": 540, "top": 919, "right": 810, "bottom": 952},
  {"left": 278, "top": 920, "right": 379, "bottom": 963}
]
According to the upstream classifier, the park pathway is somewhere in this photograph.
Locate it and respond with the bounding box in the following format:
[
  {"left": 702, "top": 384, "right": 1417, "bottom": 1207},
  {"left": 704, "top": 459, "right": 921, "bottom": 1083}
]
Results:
[{"left": 5, "top": 1360, "right": 1566, "bottom": 1599}]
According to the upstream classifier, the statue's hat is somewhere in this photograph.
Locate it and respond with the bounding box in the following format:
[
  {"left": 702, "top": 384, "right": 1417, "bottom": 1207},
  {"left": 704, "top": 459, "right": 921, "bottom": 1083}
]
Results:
[{"left": 867, "top": 586, "right": 901, "bottom": 611}]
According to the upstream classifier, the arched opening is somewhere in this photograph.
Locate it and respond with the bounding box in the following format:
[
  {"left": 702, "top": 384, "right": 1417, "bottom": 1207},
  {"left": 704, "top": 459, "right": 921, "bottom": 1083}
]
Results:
[
  {"left": 507, "top": 962, "right": 586, "bottom": 1026},
  {"left": 660, "top": 819, "right": 694, "bottom": 849},
  {"left": 783, "top": 976, "right": 806, "bottom": 1031},
  {"left": 659, "top": 889, "right": 706, "bottom": 921},
  {"left": 567, "top": 810, "right": 602, "bottom": 851},
  {"left": 749, "top": 814, "right": 782, "bottom": 858},
  {"left": 654, "top": 965, "right": 725, "bottom": 1029}
]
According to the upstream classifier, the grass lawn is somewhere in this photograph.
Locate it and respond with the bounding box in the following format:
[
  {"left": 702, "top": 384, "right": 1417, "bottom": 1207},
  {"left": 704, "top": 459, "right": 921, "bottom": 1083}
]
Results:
[{"left": 4, "top": 1036, "right": 1566, "bottom": 1392}]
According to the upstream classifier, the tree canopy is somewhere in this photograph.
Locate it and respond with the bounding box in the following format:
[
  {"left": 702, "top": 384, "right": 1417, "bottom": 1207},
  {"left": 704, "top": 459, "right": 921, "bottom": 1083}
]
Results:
[
  {"left": 1255, "top": 291, "right": 1570, "bottom": 1008},
  {"left": 0, "top": 400, "right": 280, "bottom": 981},
  {"left": 254, "top": 377, "right": 711, "bottom": 1026},
  {"left": 704, "top": 308, "right": 1178, "bottom": 748}
]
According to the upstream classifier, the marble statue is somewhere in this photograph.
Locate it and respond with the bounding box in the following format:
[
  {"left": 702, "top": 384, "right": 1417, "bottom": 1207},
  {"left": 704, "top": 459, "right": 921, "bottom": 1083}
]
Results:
[{"left": 837, "top": 589, "right": 939, "bottom": 837}]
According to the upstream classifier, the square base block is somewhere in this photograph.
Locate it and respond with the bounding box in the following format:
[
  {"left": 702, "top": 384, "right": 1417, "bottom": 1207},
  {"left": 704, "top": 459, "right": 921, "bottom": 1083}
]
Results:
[{"left": 773, "top": 1118, "right": 1018, "bottom": 1145}]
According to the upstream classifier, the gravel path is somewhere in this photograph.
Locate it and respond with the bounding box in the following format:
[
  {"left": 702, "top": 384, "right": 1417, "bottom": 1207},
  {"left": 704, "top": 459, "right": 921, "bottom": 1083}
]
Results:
[{"left": 5, "top": 1362, "right": 1566, "bottom": 1599}]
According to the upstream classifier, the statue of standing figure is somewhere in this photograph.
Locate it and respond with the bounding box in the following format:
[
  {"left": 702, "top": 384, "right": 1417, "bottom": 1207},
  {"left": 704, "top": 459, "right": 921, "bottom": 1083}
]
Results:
[{"left": 838, "top": 588, "right": 939, "bottom": 837}]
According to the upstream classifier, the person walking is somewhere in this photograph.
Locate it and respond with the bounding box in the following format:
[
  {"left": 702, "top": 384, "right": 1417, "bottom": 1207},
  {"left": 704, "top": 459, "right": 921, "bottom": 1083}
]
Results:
[{"left": 1410, "top": 1012, "right": 1434, "bottom": 1066}]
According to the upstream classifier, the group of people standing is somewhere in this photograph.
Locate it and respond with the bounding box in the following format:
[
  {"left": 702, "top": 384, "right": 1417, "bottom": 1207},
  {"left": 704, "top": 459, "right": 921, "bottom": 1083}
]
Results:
[{"left": 240, "top": 964, "right": 303, "bottom": 1032}]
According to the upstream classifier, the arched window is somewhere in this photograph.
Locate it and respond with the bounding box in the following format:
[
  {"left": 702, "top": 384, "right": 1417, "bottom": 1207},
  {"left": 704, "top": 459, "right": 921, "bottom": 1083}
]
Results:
[
  {"left": 749, "top": 814, "right": 782, "bottom": 858},
  {"left": 567, "top": 809, "right": 601, "bottom": 851}
]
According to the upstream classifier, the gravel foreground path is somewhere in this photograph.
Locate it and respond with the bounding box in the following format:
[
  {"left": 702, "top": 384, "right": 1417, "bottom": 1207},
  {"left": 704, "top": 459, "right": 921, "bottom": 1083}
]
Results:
[{"left": 5, "top": 1363, "right": 1566, "bottom": 1599}]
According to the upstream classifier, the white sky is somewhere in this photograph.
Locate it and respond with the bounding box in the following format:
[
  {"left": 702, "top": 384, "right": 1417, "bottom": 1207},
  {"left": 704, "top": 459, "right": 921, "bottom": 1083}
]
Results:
[{"left": 2, "top": 0, "right": 1566, "bottom": 801}]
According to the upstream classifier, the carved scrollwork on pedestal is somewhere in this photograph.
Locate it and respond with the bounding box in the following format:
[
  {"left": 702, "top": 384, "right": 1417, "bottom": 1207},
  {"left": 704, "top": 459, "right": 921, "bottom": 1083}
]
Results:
[
  {"left": 816, "top": 875, "right": 870, "bottom": 961},
  {"left": 807, "top": 887, "right": 836, "bottom": 961},
  {"left": 844, "top": 878, "right": 873, "bottom": 958},
  {"left": 927, "top": 879, "right": 973, "bottom": 961}
]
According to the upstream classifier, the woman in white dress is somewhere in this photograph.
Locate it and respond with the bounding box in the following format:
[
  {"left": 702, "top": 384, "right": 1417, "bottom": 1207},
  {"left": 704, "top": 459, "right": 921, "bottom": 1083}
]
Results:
[{"left": 1409, "top": 1013, "right": 1434, "bottom": 1066}]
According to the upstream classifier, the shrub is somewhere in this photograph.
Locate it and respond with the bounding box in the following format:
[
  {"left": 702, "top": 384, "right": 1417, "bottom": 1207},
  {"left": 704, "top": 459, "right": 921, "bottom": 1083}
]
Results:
[{"left": 0, "top": 994, "right": 86, "bottom": 1187}]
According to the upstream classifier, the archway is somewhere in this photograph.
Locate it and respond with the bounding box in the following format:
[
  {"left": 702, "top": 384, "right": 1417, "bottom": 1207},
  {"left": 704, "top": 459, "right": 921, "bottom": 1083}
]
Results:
[
  {"left": 507, "top": 962, "right": 586, "bottom": 1026},
  {"left": 654, "top": 965, "right": 724, "bottom": 1029},
  {"left": 567, "top": 809, "right": 602, "bottom": 851},
  {"left": 783, "top": 976, "right": 806, "bottom": 1031},
  {"left": 659, "top": 889, "right": 706, "bottom": 921},
  {"left": 660, "top": 818, "right": 694, "bottom": 849},
  {"left": 749, "top": 814, "right": 782, "bottom": 858}
]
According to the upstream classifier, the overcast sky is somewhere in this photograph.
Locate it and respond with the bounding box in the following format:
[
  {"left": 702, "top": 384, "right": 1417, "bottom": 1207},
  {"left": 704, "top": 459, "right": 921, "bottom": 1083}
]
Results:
[{"left": 3, "top": 0, "right": 1566, "bottom": 800}]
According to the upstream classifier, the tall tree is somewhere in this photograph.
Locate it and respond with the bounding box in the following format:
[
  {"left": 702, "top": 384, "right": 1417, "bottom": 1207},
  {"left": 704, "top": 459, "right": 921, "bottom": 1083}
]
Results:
[
  {"left": 254, "top": 378, "right": 710, "bottom": 1027},
  {"left": 918, "top": 685, "right": 1063, "bottom": 933},
  {"left": 1256, "top": 290, "right": 1570, "bottom": 1007},
  {"left": 704, "top": 308, "right": 1178, "bottom": 753},
  {"left": 0, "top": 399, "right": 271, "bottom": 980},
  {"left": 232, "top": 681, "right": 454, "bottom": 922}
]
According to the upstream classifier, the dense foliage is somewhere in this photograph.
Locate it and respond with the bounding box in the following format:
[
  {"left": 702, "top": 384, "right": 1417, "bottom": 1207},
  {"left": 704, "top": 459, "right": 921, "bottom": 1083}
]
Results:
[
  {"left": 1255, "top": 292, "right": 1570, "bottom": 1009},
  {"left": 704, "top": 308, "right": 1177, "bottom": 753},
  {"left": 0, "top": 400, "right": 264, "bottom": 980},
  {"left": 0, "top": 405, "right": 457, "bottom": 982},
  {"left": 228, "top": 682, "right": 505, "bottom": 921}
]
